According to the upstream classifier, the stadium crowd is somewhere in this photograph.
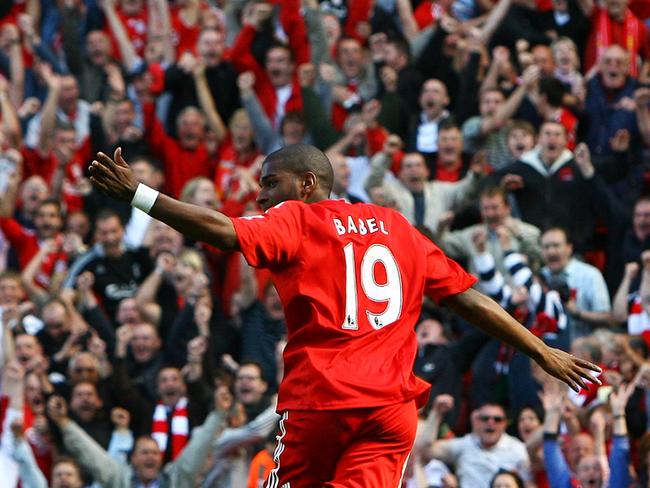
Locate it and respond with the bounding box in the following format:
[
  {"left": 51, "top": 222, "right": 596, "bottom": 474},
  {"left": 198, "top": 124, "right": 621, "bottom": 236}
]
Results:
[{"left": 0, "top": 0, "right": 650, "bottom": 486}]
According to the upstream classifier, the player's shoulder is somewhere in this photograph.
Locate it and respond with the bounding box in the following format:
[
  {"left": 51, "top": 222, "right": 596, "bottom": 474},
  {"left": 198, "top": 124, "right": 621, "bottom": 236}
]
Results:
[{"left": 314, "top": 199, "right": 403, "bottom": 218}]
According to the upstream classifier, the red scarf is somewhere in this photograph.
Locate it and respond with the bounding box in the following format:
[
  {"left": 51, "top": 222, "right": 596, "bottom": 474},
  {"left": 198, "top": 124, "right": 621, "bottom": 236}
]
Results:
[
  {"left": 597, "top": 8, "right": 641, "bottom": 76},
  {"left": 151, "top": 397, "right": 189, "bottom": 460}
]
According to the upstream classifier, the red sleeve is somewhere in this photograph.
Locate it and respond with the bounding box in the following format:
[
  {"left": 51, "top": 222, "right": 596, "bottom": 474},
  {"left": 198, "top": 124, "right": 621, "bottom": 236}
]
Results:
[
  {"left": 366, "top": 126, "right": 388, "bottom": 156},
  {"left": 231, "top": 25, "right": 266, "bottom": 77},
  {"left": 0, "top": 218, "right": 28, "bottom": 248},
  {"left": 142, "top": 102, "right": 171, "bottom": 160},
  {"left": 344, "top": 0, "right": 373, "bottom": 43},
  {"left": 420, "top": 234, "right": 476, "bottom": 303},
  {"left": 278, "top": 0, "right": 311, "bottom": 65},
  {"left": 230, "top": 201, "right": 304, "bottom": 268},
  {"left": 414, "top": 1, "right": 435, "bottom": 30}
]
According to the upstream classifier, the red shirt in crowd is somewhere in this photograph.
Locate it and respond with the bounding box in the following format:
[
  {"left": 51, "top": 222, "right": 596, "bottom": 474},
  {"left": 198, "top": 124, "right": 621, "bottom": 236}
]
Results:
[
  {"left": 170, "top": 2, "right": 213, "bottom": 58},
  {"left": 0, "top": 220, "right": 66, "bottom": 288},
  {"left": 231, "top": 22, "right": 304, "bottom": 127},
  {"left": 584, "top": 6, "right": 650, "bottom": 74},
  {"left": 104, "top": 5, "right": 149, "bottom": 60},
  {"left": 21, "top": 141, "right": 91, "bottom": 213},
  {"left": 142, "top": 103, "right": 212, "bottom": 197},
  {"left": 213, "top": 139, "right": 261, "bottom": 204},
  {"left": 231, "top": 199, "right": 476, "bottom": 411}
]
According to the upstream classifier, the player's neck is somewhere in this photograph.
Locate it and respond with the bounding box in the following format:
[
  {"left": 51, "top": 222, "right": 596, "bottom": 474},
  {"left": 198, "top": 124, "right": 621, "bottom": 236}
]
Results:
[{"left": 306, "top": 192, "right": 330, "bottom": 205}]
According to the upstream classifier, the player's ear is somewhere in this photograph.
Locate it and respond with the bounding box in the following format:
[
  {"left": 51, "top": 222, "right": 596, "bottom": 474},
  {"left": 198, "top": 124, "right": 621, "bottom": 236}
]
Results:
[{"left": 302, "top": 172, "right": 317, "bottom": 195}]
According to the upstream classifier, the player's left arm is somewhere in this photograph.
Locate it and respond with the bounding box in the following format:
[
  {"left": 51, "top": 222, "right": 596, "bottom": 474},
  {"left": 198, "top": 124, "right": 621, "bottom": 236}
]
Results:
[
  {"left": 441, "top": 288, "right": 601, "bottom": 392},
  {"left": 89, "top": 149, "right": 239, "bottom": 251}
]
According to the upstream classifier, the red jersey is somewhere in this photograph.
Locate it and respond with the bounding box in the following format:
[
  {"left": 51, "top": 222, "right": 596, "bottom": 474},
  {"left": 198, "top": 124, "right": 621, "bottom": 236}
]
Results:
[
  {"left": 0, "top": 220, "right": 67, "bottom": 286},
  {"left": 104, "top": 6, "right": 148, "bottom": 59},
  {"left": 142, "top": 103, "right": 212, "bottom": 197},
  {"left": 21, "top": 143, "right": 90, "bottom": 213},
  {"left": 231, "top": 199, "right": 476, "bottom": 411}
]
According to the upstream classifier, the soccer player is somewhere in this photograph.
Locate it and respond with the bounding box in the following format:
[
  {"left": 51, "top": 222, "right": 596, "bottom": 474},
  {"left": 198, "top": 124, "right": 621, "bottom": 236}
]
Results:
[{"left": 89, "top": 145, "right": 600, "bottom": 487}]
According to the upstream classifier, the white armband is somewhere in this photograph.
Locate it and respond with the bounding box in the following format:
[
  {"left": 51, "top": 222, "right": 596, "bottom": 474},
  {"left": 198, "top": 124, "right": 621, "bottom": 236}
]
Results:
[{"left": 130, "top": 183, "right": 159, "bottom": 214}]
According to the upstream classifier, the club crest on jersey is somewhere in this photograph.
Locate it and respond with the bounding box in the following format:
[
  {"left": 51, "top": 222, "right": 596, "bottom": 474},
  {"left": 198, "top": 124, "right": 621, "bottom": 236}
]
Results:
[{"left": 333, "top": 216, "right": 389, "bottom": 236}]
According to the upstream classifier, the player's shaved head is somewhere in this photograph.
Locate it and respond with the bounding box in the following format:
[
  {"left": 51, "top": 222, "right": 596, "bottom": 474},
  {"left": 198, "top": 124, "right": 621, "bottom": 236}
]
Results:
[{"left": 264, "top": 144, "right": 334, "bottom": 195}]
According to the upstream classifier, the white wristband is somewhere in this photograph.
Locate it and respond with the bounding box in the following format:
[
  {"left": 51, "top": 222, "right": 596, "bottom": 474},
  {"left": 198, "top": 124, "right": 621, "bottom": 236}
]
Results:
[{"left": 131, "top": 183, "right": 159, "bottom": 214}]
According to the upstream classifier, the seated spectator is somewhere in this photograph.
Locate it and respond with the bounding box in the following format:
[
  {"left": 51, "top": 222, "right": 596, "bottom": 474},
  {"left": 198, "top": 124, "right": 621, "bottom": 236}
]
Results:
[
  {"left": 494, "top": 124, "right": 608, "bottom": 254},
  {"left": 163, "top": 28, "right": 240, "bottom": 137},
  {"left": 505, "top": 120, "right": 537, "bottom": 163},
  {"left": 13, "top": 333, "right": 46, "bottom": 375},
  {"left": 15, "top": 176, "right": 49, "bottom": 231},
  {"left": 540, "top": 378, "right": 632, "bottom": 488},
  {"left": 0, "top": 198, "right": 65, "bottom": 289},
  {"left": 45, "top": 388, "right": 230, "bottom": 488},
  {"left": 239, "top": 69, "right": 309, "bottom": 155},
  {"left": 88, "top": 98, "right": 148, "bottom": 171},
  {"left": 462, "top": 67, "right": 539, "bottom": 170},
  {"left": 61, "top": 16, "right": 116, "bottom": 104},
  {"left": 418, "top": 397, "right": 532, "bottom": 487},
  {"left": 516, "top": 407, "right": 546, "bottom": 487},
  {"left": 531, "top": 45, "right": 557, "bottom": 78},
  {"left": 114, "top": 322, "right": 164, "bottom": 404},
  {"left": 490, "top": 470, "right": 525, "bottom": 488},
  {"left": 235, "top": 361, "right": 271, "bottom": 421},
  {"left": 142, "top": 99, "right": 214, "bottom": 198},
  {"left": 405, "top": 79, "right": 450, "bottom": 161},
  {"left": 63, "top": 209, "right": 153, "bottom": 323},
  {"left": 429, "top": 122, "right": 470, "bottom": 182},
  {"left": 67, "top": 381, "right": 111, "bottom": 449},
  {"left": 150, "top": 367, "right": 210, "bottom": 463},
  {"left": 231, "top": 8, "right": 303, "bottom": 131},
  {"left": 50, "top": 458, "right": 83, "bottom": 488},
  {"left": 365, "top": 148, "right": 484, "bottom": 234},
  {"left": 584, "top": 45, "right": 640, "bottom": 160},
  {"left": 328, "top": 36, "right": 378, "bottom": 132},
  {"left": 413, "top": 313, "right": 490, "bottom": 428},
  {"left": 539, "top": 227, "right": 612, "bottom": 339},
  {"left": 582, "top": 0, "right": 650, "bottom": 76},
  {"left": 438, "top": 186, "right": 542, "bottom": 276},
  {"left": 551, "top": 37, "right": 585, "bottom": 109},
  {"left": 24, "top": 73, "right": 90, "bottom": 150}
]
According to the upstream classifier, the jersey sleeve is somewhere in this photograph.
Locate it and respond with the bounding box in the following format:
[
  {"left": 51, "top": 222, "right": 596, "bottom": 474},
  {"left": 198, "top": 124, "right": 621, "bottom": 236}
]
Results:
[
  {"left": 420, "top": 233, "right": 477, "bottom": 303},
  {"left": 230, "top": 201, "right": 304, "bottom": 269},
  {"left": 0, "top": 218, "right": 27, "bottom": 247}
]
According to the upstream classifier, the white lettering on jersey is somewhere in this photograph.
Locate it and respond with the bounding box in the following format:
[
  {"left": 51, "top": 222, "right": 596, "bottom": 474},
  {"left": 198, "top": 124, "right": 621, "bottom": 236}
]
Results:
[
  {"left": 347, "top": 216, "right": 358, "bottom": 234},
  {"left": 332, "top": 217, "right": 389, "bottom": 236},
  {"left": 333, "top": 218, "right": 346, "bottom": 235}
]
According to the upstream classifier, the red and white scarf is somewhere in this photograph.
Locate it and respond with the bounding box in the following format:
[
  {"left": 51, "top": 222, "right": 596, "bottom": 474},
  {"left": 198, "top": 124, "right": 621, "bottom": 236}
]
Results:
[
  {"left": 596, "top": 7, "right": 642, "bottom": 76},
  {"left": 151, "top": 397, "right": 189, "bottom": 460}
]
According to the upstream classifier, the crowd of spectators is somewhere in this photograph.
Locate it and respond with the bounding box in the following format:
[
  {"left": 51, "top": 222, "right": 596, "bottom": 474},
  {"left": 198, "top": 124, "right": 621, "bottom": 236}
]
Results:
[{"left": 0, "top": 0, "right": 650, "bottom": 486}]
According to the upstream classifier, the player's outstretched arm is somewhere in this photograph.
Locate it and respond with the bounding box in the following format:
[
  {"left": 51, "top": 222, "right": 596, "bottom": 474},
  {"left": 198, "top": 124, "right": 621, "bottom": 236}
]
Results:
[
  {"left": 441, "top": 288, "right": 601, "bottom": 392},
  {"left": 89, "top": 148, "right": 238, "bottom": 251}
]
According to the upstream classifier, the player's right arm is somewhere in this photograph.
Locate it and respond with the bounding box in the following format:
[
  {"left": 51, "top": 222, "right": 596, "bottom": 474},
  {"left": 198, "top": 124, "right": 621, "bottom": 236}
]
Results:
[{"left": 89, "top": 149, "right": 239, "bottom": 251}]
